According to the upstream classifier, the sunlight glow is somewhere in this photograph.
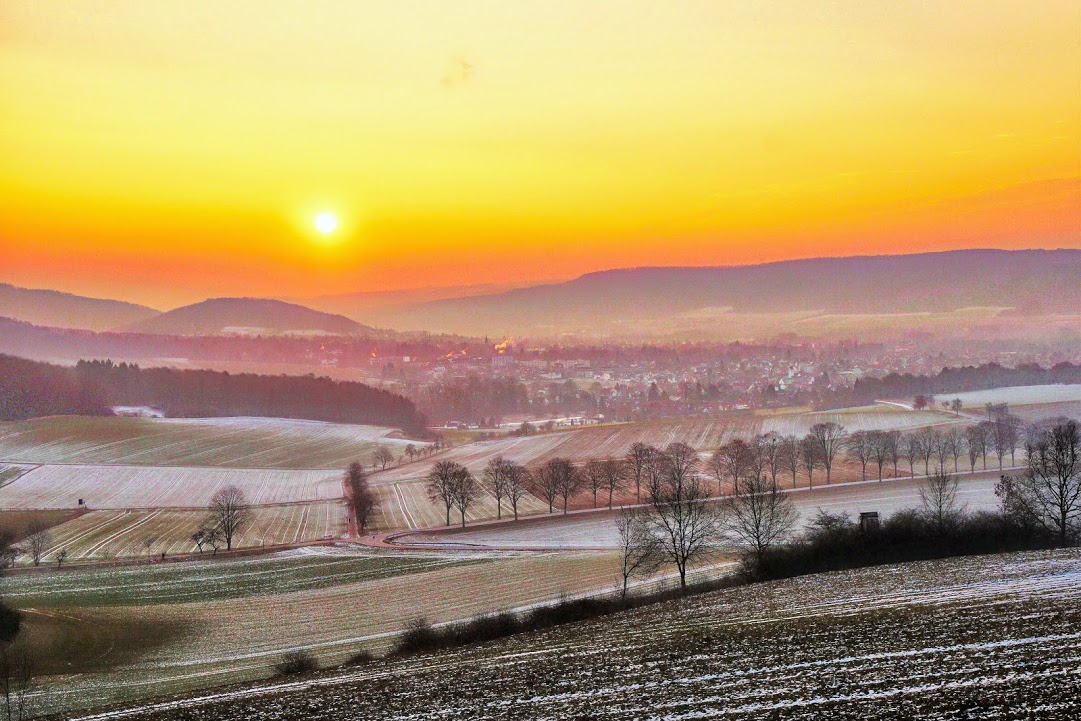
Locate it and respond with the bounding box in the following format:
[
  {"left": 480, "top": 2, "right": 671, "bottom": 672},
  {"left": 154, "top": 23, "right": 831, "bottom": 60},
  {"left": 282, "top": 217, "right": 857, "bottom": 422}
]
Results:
[{"left": 313, "top": 212, "right": 338, "bottom": 235}]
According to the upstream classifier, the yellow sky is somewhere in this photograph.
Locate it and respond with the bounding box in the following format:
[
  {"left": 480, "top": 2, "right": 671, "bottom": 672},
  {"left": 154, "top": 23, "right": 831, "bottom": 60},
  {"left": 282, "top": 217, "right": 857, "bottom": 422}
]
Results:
[{"left": 1, "top": 1, "right": 1078, "bottom": 308}]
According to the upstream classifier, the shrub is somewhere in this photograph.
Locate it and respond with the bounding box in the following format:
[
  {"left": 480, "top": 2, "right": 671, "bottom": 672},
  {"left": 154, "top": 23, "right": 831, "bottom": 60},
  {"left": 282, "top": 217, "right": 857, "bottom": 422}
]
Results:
[
  {"left": 745, "top": 508, "right": 1058, "bottom": 582},
  {"left": 273, "top": 650, "right": 319, "bottom": 676},
  {"left": 344, "top": 649, "right": 375, "bottom": 666}
]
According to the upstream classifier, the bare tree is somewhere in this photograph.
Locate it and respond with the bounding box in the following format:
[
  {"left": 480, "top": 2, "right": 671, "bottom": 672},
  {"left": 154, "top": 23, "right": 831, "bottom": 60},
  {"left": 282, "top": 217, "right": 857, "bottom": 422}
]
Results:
[
  {"left": 756, "top": 432, "right": 783, "bottom": 485},
  {"left": 614, "top": 507, "right": 661, "bottom": 598},
  {"left": 372, "top": 447, "right": 395, "bottom": 471},
  {"left": 726, "top": 463, "right": 798, "bottom": 562},
  {"left": 900, "top": 433, "right": 919, "bottom": 477},
  {"left": 778, "top": 435, "right": 801, "bottom": 488},
  {"left": 599, "top": 457, "right": 626, "bottom": 508},
  {"left": 646, "top": 447, "right": 724, "bottom": 588},
  {"left": 552, "top": 458, "right": 582, "bottom": 514},
  {"left": 997, "top": 420, "right": 1080, "bottom": 546},
  {"left": 404, "top": 444, "right": 417, "bottom": 463},
  {"left": 884, "top": 430, "right": 902, "bottom": 477},
  {"left": 483, "top": 456, "right": 514, "bottom": 520},
  {"left": 809, "top": 422, "right": 847, "bottom": 484},
  {"left": 585, "top": 459, "right": 606, "bottom": 508},
  {"left": 0, "top": 646, "right": 33, "bottom": 721},
  {"left": 869, "top": 430, "right": 890, "bottom": 481},
  {"left": 22, "top": 521, "right": 49, "bottom": 567},
  {"left": 712, "top": 439, "right": 753, "bottom": 496},
  {"left": 204, "top": 526, "right": 224, "bottom": 555},
  {"left": 625, "top": 442, "right": 653, "bottom": 502},
  {"left": 346, "top": 462, "right": 378, "bottom": 533},
  {"left": 54, "top": 549, "right": 67, "bottom": 568},
  {"left": 426, "top": 460, "right": 466, "bottom": 526},
  {"left": 974, "top": 421, "right": 994, "bottom": 469},
  {"left": 915, "top": 427, "right": 939, "bottom": 475},
  {"left": 209, "top": 485, "right": 249, "bottom": 551},
  {"left": 941, "top": 427, "right": 963, "bottom": 473},
  {"left": 919, "top": 470, "right": 963, "bottom": 531},
  {"left": 847, "top": 431, "right": 872, "bottom": 482},
  {"left": 191, "top": 528, "right": 209, "bottom": 553},
  {"left": 799, "top": 434, "right": 820, "bottom": 488},
  {"left": 950, "top": 398, "right": 963, "bottom": 415},
  {"left": 452, "top": 469, "right": 479, "bottom": 527},
  {"left": 530, "top": 459, "right": 563, "bottom": 514},
  {"left": 505, "top": 462, "right": 529, "bottom": 521}
]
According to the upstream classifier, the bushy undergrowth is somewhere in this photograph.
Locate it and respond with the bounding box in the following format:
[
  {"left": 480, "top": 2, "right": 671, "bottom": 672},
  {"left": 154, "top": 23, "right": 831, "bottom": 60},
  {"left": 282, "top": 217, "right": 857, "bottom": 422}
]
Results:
[
  {"left": 745, "top": 509, "right": 1058, "bottom": 582},
  {"left": 389, "top": 577, "right": 741, "bottom": 658},
  {"left": 273, "top": 650, "right": 319, "bottom": 676}
]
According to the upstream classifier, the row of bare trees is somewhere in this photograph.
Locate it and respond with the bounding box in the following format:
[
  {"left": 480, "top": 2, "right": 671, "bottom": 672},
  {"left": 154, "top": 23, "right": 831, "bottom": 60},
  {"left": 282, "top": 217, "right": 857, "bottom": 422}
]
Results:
[
  {"left": 616, "top": 441, "right": 795, "bottom": 592},
  {"left": 618, "top": 418, "right": 1081, "bottom": 596}
]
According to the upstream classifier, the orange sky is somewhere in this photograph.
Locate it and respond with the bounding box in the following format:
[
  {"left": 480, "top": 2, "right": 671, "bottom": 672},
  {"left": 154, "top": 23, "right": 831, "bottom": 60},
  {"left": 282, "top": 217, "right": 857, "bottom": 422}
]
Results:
[{"left": 1, "top": 1, "right": 1079, "bottom": 309}]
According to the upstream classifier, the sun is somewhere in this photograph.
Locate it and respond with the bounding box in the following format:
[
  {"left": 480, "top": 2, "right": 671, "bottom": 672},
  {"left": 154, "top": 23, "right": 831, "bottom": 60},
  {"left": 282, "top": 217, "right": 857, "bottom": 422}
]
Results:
[{"left": 313, "top": 211, "right": 338, "bottom": 235}]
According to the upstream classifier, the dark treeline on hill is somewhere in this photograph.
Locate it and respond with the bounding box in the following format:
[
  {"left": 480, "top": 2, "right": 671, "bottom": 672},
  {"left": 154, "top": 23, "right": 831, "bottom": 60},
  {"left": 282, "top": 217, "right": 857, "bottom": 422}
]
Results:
[
  {"left": 0, "top": 355, "right": 112, "bottom": 419},
  {"left": 0, "top": 355, "right": 428, "bottom": 433},
  {"left": 823, "top": 362, "right": 1081, "bottom": 409}
]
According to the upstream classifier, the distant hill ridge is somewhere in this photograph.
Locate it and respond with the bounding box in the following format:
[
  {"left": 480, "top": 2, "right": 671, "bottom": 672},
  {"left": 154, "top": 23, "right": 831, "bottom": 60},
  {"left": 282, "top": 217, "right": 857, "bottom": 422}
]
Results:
[
  {"left": 377, "top": 248, "right": 1081, "bottom": 335},
  {"left": 128, "top": 297, "right": 368, "bottom": 336},
  {"left": 0, "top": 282, "right": 160, "bottom": 332}
]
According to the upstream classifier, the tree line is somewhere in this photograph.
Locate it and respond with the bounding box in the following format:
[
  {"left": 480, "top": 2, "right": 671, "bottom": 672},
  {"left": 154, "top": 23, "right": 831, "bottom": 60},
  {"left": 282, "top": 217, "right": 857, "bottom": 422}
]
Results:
[
  {"left": 421, "top": 417, "right": 1080, "bottom": 585},
  {"left": 0, "top": 354, "right": 428, "bottom": 434}
]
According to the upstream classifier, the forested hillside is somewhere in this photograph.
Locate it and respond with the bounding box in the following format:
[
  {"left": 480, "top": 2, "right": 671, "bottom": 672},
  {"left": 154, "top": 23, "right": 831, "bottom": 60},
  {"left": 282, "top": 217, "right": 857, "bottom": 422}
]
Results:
[{"left": 0, "top": 355, "right": 427, "bottom": 433}]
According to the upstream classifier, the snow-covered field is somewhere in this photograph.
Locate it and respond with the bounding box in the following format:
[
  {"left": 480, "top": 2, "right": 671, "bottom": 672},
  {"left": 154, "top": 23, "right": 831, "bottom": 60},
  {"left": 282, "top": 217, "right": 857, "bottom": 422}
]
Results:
[
  {"left": 411, "top": 470, "right": 1006, "bottom": 549},
  {"left": 27, "top": 503, "right": 346, "bottom": 562},
  {"left": 62, "top": 548, "right": 1081, "bottom": 720},
  {"left": 0, "top": 416, "right": 422, "bottom": 469},
  {"left": 374, "top": 406, "right": 955, "bottom": 484},
  {"left": 0, "top": 463, "right": 342, "bottom": 510},
  {"left": 933, "top": 383, "right": 1081, "bottom": 407}
]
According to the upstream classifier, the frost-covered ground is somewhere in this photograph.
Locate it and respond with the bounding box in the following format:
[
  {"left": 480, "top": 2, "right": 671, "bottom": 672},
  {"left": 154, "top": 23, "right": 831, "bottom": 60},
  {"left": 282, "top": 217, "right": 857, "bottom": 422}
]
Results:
[
  {"left": 17, "top": 548, "right": 625, "bottom": 717},
  {"left": 933, "top": 384, "right": 1081, "bottom": 407},
  {"left": 17, "top": 503, "right": 346, "bottom": 563},
  {"left": 0, "top": 416, "right": 422, "bottom": 470},
  {"left": 372, "top": 407, "right": 957, "bottom": 484},
  {"left": 64, "top": 548, "right": 1081, "bottom": 720},
  {"left": 0, "top": 464, "right": 342, "bottom": 509}
]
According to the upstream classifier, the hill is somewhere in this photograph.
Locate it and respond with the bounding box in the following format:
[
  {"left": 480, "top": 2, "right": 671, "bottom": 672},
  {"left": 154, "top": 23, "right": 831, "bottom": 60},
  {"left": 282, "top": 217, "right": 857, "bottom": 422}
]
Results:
[
  {"left": 128, "top": 297, "right": 367, "bottom": 336},
  {"left": 0, "top": 282, "right": 159, "bottom": 331},
  {"left": 289, "top": 281, "right": 537, "bottom": 322},
  {"left": 379, "top": 249, "right": 1081, "bottom": 337},
  {"left": 60, "top": 548, "right": 1081, "bottom": 719}
]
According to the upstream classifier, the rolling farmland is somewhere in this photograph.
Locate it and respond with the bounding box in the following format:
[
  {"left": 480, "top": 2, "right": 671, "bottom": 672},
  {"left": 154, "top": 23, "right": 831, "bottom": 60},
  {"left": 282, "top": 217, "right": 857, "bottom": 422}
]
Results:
[
  {"left": 0, "top": 464, "right": 342, "bottom": 510},
  {"left": 18, "top": 549, "right": 623, "bottom": 716},
  {"left": 373, "top": 405, "right": 959, "bottom": 483},
  {"left": 27, "top": 503, "right": 346, "bottom": 562},
  {"left": 933, "top": 383, "right": 1081, "bottom": 407},
  {"left": 0, "top": 416, "right": 424, "bottom": 469},
  {"left": 0, "top": 462, "right": 34, "bottom": 487},
  {"left": 64, "top": 548, "right": 1081, "bottom": 721}
]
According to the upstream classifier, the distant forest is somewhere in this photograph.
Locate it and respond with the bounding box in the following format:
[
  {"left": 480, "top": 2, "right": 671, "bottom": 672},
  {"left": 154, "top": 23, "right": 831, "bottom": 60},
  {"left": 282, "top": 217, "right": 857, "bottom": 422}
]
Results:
[
  {"left": 823, "top": 362, "right": 1081, "bottom": 409},
  {"left": 0, "top": 355, "right": 428, "bottom": 433}
]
